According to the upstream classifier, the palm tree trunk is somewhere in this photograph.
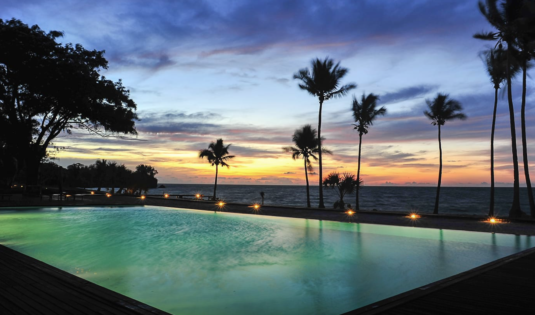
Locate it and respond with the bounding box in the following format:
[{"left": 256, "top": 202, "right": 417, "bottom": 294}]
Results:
[
  {"left": 356, "top": 133, "right": 363, "bottom": 211},
  {"left": 506, "top": 48, "right": 523, "bottom": 218},
  {"left": 213, "top": 164, "right": 218, "bottom": 201},
  {"left": 304, "top": 159, "right": 311, "bottom": 208},
  {"left": 317, "top": 97, "right": 325, "bottom": 208},
  {"left": 433, "top": 124, "right": 442, "bottom": 214},
  {"left": 520, "top": 62, "right": 535, "bottom": 217},
  {"left": 489, "top": 87, "right": 498, "bottom": 217}
]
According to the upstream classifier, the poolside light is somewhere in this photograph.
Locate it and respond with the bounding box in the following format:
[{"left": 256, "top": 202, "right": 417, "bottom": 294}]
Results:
[
  {"left": 249, "top": 204, "right": 261, "bottom": 211},
  {"left": 487, "top": 217, "right": 502, "bottom": 224},
  {"left": 90, "top": 191, "right": 95, "bottom": 195},
  {"left": 106, "top": 193, "right": 111, "bottom": 198},
  {"left": 218, "top": 201, "right": 225, "bottom": 207},
  {"left": 409, "top": 213, "right": 420, "bottom": 220},
  {"left": 141, "top": 195, "right": 146, "bottom": 200},
  {"left": 346, "top": 210, "right": 355, "bottom": 216},
  {"left": 164, "top": 193, "right": 169, "bottom": 198},
  {"left": 196, "top": 193, "right": 201, "bottom": 199}
]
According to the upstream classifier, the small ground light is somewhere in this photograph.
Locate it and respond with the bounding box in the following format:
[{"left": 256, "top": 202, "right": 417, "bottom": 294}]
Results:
[
  {"left": 346, "top": 210, "right": 355, "bottom": 216},
  {"left": 409, "top": 213, "right": 420, "bottom": 219},
  {"left": 141, "top": 195, "right": 146, "bottom": 200},
  {"left": 217, "top": 201, "right": 225, "bottom": 207},
  {"left": 487, "top": 217, "right": 502, "bottom": 224},
  {"left": 90, "top": 191, "right": 95, "bottom": 195},
  {"left": 164, "top": 193, "right": 169, "bottom": 198},
  {"left": 106, "top": 193, "right": 111, "bottom": 198},
  {"left": 196, "top": 193, "right": 201, "bottom": 199}
]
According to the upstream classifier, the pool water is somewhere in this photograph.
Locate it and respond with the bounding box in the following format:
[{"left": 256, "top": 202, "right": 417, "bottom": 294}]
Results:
[{"left": 0, "top": 206, "right": 532, "bottom": 314}]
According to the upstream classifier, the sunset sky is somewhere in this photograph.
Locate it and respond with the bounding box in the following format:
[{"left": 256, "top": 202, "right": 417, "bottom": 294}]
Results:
[{"left": 3, "top": 0, "right": 535, "bottom": 186}]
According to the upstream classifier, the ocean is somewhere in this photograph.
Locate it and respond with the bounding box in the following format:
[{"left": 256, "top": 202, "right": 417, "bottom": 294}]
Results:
[{"left": 147, "top": 184, "right": 535, "bottom": 216}]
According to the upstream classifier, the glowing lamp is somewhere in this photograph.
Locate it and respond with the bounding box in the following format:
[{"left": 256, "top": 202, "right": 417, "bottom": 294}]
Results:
[
  {"left": 217, "top": 201, "right": 225, "bottom": 207},
  {"left": 487, "top": 217, "right": 502, "bottom": 224},
  {"left": 409, "top": 213, "right": 420, "bottom": 219},
  {"left": 346, "top": 210, "right": 355, "bottom": 216},
  {"left": 164, "top": 193, "right": 169, "bottom": 198},
  {"left": 141, "top": 195, "right": 146, "bottom": 200},
  {"left": 196, "top": 194, "right": 201, "bottom": 199},
  {"left": 90, "top": 191, "right": 95, "bottom": 195},
  {"left": 106, "top": 193, "right": 111, "bottom": 198}
]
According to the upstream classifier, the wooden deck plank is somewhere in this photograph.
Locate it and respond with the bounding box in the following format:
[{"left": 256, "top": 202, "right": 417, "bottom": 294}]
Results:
[
  {"left": 0, "top": 252, "right": 132, "bottom": 315},
  {"left": 0, "top": 245, "right": 170, "bottom": 315},
  {"left": 346, "top": 246, "right": 535, "bottom": 314},
  {"left": 0, "top": 247, "right": 156, "bottom": 315}
]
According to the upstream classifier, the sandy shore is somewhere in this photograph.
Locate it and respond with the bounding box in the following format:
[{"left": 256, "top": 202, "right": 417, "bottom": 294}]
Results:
[{"left": 1, "top": 194, "right": 534, "bottom": 235}]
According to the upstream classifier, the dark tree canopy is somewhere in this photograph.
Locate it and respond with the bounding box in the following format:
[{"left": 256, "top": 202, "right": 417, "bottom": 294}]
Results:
[{"left": 0, "top": 19, "right": 138, "bottom": 185}]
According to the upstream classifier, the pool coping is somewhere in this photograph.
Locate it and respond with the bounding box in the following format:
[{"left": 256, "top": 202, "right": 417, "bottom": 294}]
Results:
[{"left": 343, "top": 245, "right": 535, "bottom": 314}]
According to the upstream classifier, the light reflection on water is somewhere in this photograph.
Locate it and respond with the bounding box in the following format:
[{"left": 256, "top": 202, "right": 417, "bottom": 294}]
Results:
[{"left": 0, "top": 206, "right": 533, "bottom": 315}]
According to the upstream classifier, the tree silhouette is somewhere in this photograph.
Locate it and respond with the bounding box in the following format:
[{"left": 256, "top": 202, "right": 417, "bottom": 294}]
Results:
[
  {"left": 323, "top": 172, "right": 360, "bottom": 210},
  {"left": 474, "top": 0, "right": 527, "bottom": 218},
  {"left": 199, "top": 139, "right": 235, "bottom": 200},
  {"left": 514, "top": 3, "right": 535, "bottom": 217},
  {"left": 283, "top": 125, "right": 332, "bottom": 208},
  {"left": 424, "top": 93, "right": 466, "bottom": 214},
  {"left": 480, "top": 48, "right": 520, "bottom": 217},
  {"left": 294, "top": 57, "right": 356, "bottom": 208},
  {"left": 0, "top": 19, "right": 137, "bottom": 186},
  {"left": 351, "top": 93, "right": 386, "bottom": 211}
]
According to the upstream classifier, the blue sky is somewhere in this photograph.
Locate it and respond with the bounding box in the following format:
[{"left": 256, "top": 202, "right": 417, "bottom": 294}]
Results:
[{"left": 3, "top": 0, "right": 535, "bottom": 185}]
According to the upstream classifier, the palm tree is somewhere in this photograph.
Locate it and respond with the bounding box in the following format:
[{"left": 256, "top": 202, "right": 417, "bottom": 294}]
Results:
[
  {"left": 480, "top": 48, "right": 520, "bottom": 217},
  {"left": 515, "top": 5, "right": 535, "bottom": 217},
  {"left": 323, "top": 172, "right": 360, "bottom": 210},
  {"left": 294, "top": 57, "right": 356, "bottom": 208},
  {"left": 351, "top": 93, "right": 386, "bottom": 211},
  {"left": 199, "top": 139, "right": 235, "bottom": 200},
  {"left": 474, "top": 0, "right": 525, "bottom": 218},
  {"left": 283, "top": 125, "right": 332, "bottom": 208},
  {"left": 424, "top": 93, "right": 466, "bottom": 214}
]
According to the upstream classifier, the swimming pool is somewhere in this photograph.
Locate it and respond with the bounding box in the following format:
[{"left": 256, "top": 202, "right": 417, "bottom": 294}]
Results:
[{"left": 0, "top": 206, "right": 532, "bottom": 314}]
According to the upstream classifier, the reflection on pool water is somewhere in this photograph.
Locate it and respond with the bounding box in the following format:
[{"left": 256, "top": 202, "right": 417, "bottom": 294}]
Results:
[{"left": 0, "top": 206, "right": 532, "bottom": 314}]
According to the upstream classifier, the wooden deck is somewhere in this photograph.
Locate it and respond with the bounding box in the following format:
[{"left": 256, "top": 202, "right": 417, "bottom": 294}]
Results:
[
  {"left": 346, "top": 246, "right": 535, "bottom": 315},
  {"left": 0, "top": 245, "right": 170, "bottom": 315}
]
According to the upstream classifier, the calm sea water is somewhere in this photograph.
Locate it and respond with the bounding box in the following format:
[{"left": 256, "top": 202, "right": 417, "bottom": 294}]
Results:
[
  {"left": 149, "top": 184, "right": 535, "bottom": 216},
  {"left": 1, "top": 206, "right": 532, "bottom": 314}
]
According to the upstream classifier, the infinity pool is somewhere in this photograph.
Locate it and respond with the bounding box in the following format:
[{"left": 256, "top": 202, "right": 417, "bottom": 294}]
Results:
[{"left": 0, "top": 206, "right": 532, "bottom": 314}]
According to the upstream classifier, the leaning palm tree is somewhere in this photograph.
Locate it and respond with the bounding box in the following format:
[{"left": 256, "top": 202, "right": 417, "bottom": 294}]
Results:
[
  {"left": 351, "top": 93, "right": 386, "bottom": 211},
  {"left": 294, "top": 57, "right": 356, "bottom": 208},
  {"left": 199, "top": 139, "right": 235, "bottom": 200},
  {"left": 424, "top": 94, "right": 466, "bottom": 214},
  {"left": 480, "top": 48, "right": 520, "bottom": 217},
  {"left": 283, "top": 125, "right": 332, "bottom": 208},
  {"left": 474, "top": 0, "right": 525, "bottom": 218}
]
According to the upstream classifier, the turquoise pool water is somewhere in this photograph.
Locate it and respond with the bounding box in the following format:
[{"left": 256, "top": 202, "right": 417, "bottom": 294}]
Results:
[{"left": 0, "top": 206, "right": 532, "bottom": 314}]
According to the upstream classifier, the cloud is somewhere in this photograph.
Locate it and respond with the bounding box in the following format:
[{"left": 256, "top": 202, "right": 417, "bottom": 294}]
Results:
[
  {"left": 3, "top": 0, "right": 489, "bottom": 72},
  {"left": 283, "top": 171, "right": 296, "bottom": 174},
  {"left": 380, "top": 85, "right": 436, "bottom": 105}
]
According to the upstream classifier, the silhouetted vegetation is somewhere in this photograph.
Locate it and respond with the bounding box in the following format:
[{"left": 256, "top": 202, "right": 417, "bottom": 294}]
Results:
[
  {"left": 351, "top": 93, "right": 386, "bottom": 211},
  {"left": 199, "top": 139, "right": 235, "bottom": 200},
  {"left": 474, "top": 0, "right": 535, "bottom": 218},
  {"left": 424, "top": 94, "right": 466, "bottom": 214},
  {"left": 283, "top": 125, "right": 332, "bottom": 208},
  {"left": 294, "top": 57, "right": 356, "bottom": 208},
  {"left": 323, "top": 172, "right": 360, "bottom": 210},
  {"left": 36, "top": 160, "right": 158, "bottom": 195},
  {"left": 0, "top": 19, "right": 137, "bottom": 188},
  {"left": 480, "top": 48, "right": 521, "bottom": 216}
]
